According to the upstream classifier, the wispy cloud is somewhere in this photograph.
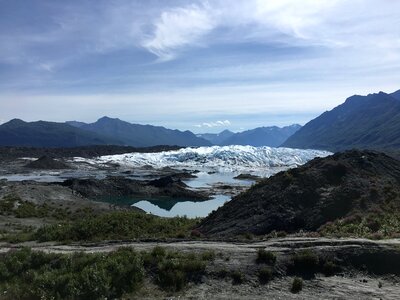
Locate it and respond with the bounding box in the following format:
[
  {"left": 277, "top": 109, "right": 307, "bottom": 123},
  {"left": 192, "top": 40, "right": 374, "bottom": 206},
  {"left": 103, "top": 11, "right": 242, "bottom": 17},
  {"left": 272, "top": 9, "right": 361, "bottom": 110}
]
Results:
[
  {"left": 141, "top": 3, "right": 215, "bottom": 61},
  {"left": 0, "top": 0, "right": 400, "bottom": 130},
  {"left": 194, "top": 120, "right": 231, "bottom": 128}
]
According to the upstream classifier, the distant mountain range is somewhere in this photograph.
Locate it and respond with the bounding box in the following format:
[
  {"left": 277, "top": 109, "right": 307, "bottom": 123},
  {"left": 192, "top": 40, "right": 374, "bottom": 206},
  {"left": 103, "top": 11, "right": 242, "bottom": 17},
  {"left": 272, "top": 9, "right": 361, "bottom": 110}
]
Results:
[
  {"left": 67, "top": 117, "right": 211, "bottom": 147},
  {"left": 196, "top": 130, "right": 235, "bottom": 145},
  {"left": 219, "top": 125, "right": 301, "bottom": 147},
  {"left": 282, "top": 90, "right": 400, "bottom": 151},
  {"left": 0, "top": 119, "right": 120, "bottom": 147},
  {"left": 0, "top": 117, "right": 210, "bottom": 148},
  {"left": 3, "top": 88, "right": 400, "bottom": 151}
]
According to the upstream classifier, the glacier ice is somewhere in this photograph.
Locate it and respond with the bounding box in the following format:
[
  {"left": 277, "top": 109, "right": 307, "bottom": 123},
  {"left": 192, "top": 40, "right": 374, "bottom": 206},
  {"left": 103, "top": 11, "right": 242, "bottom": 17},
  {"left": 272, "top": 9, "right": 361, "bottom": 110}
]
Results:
[{"left": 77, "top": 145, "right": 331, "bottom": 173}]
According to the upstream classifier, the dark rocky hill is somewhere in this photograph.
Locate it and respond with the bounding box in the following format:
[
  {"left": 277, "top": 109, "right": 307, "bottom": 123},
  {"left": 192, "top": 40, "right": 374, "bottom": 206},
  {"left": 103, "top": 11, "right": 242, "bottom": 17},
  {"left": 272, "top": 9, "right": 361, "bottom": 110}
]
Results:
[
  {"left": 197, "top": 150, "right": 400, "bottom": 237},
  {"left": 282, "top": 90, "right": 400, "bottom": 151},
  {"left": 24, "top": 156, "right": 70, "bottom": 169}
]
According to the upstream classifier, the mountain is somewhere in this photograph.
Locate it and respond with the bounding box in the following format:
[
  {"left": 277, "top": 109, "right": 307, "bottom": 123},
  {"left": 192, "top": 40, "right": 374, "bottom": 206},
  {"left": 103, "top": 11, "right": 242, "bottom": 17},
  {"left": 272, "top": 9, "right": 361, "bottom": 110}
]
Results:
[
  {"left": 196, "top": 150, "right": 400, "bottom": 237},
  {"left": 0, "top": 119, "right": 121, "bottom": 147},
  {"left": 220, "top": 125, "right": 301, "bottom": 147},
  {"left": 196, "top": 125, "right": 301, "bottom": 146},
  {"left": 66, "top": 121, "right": 87, "bottom": 128},
  {"left": 197, "top": 130, "right": 235, "bottom": 145},
  {"left": 282, "top": 90, "right": 400, "bottom": 151},
  {"left": 80, "top": 116, "right": 211, "bottom": 147}
]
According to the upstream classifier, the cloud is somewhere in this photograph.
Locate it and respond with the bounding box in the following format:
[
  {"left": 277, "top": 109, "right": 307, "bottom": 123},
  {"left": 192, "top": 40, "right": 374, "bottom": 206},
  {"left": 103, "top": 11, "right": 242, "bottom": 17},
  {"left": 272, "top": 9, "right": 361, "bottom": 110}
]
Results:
[
  {"left": 194, "top": 120, "right": 231, "bottom": 128},
  {"left": 142, "top": 3, "right": 216, "bottom": 61}
]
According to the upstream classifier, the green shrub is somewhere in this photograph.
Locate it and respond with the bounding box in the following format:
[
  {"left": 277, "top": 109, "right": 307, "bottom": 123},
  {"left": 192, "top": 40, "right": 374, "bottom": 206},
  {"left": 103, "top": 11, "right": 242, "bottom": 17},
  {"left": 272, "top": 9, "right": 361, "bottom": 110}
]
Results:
[
  {"left": 215, "top": 268, "right": 229, "bottom": 278},
  {"left": 322, "top": 260, "right": 340, "bottom": 276},
  {"left": 231, "top": 270, "right": 244, "bottom": 285},
  {"left": 201, "top": 250, "right": 216, "bottom": 261},
  {"left": 291, "top": 277, "right": 303, "bottom": 293},
  {"left": 291, "top": 250, "right": 319, "bottom": 275},
  {"left": 34, "top": 211, "right": 198, "bottom": 242},
  {"left": 258, "top": 267, "right": 273, "bottom": 284},
  {"left": 0, "top": 247, "right": 144, "bottom": 299},
  {"left": 256, "top": 249, "right": 276, "bottom": 264}
]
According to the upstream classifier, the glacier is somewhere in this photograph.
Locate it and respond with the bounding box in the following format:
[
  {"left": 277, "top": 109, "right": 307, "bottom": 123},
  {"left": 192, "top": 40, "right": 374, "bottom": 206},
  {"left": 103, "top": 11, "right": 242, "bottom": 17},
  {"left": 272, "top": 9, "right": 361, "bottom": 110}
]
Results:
[{"left": 76, "top": 146, "right": 331, "bottom": 173}]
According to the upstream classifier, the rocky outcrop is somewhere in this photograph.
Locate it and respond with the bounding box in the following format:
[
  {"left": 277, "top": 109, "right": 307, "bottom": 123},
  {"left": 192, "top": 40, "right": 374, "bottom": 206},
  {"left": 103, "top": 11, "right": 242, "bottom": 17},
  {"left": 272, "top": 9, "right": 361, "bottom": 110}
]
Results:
[
  {"left": 197, "top": 150, "right": 400, "bottom": 236},
  {"left": 24, "top": 156, "right": 70, "bottom": 169}
]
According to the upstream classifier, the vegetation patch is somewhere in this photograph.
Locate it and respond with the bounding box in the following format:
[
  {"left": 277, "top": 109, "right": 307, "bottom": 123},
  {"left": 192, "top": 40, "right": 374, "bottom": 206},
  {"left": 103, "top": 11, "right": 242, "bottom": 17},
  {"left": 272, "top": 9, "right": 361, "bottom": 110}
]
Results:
[
  {"left": 256, "top": 249, "right": 276, "bottom": 264},
  {"left": 319, "top": 210, "right": 400, "bottom": 239},
  {"left": 231, "top": 270, "right": 245, "bottom": 285},
  {"left": 0, "top": 246, "right": 212, "bottom": 299},
  {"left": 34, "top": 211, "right": 199, "bottom": 242},
  {"left": 258, "top": 267, "right": 273, "bottom": 284},
  {"left": 0, "top": 247, "right": 144, "bottom": 299},
  {"left": 290, "top": 277, "right": 303, "bottom": 293}
]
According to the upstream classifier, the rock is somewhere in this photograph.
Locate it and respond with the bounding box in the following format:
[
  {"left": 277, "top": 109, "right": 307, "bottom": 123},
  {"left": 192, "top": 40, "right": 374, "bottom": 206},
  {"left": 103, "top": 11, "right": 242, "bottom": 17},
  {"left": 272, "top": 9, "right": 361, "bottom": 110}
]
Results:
[
  {"left": 233, "top": 173, "right": 260, "bottom": 180},
  {"left": 197, "top": 150, "right": 400, "bottom": 237},
  {"left": 24, "top": 156, "right": 70, "bottom": 169}
]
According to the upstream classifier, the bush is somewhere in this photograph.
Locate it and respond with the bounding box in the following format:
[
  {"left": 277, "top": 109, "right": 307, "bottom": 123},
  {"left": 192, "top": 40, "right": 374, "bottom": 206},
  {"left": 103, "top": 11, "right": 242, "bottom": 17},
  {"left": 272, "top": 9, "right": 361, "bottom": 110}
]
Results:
[
  {"left": 201, "top": 250, "right": 216, "bottom": 261},
  {"left": 291, "top": 250, "right": 319, "bottom": 275},
  {"left": 291, "top": 277, "right": 303, "bottom": 293},
  {"left": 258, "top": 267, "right": 273, "bottom": 284},
  {"left": 34, "top": 211, "right": 198, "bottom": 242},
  {"left": 256, "top": 249, "right": 276, "bottom": 264},
  {"left": 322, "top": 260, "right": 340, "bottom": 276},
  {"left": 231, "top": 270, "right": 244, "bottom": 285},
  {"left": 0, "top": 247, "right": 144, "bottom": 299}
]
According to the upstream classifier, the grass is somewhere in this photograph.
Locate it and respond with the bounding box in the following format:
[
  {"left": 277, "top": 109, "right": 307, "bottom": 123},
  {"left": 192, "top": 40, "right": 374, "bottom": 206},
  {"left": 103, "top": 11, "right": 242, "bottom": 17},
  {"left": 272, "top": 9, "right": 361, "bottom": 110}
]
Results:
[
  {"left": 258, "top": 267, "right": 273, "bottom": 284},
  {"left": 256, "top": 249, "right": 276, "bottom": 264},
  {"left": 290, "top": 277, "right": 303, "bottom": 293},
  {"left": 0, "top": 246, "right": 212, "bottom": 299},
  {"left": 231, "top": 270, "right": 245, "bottom": 285},
  {"left": 319, "top": 210, "right": 400, "bottom": 239},
  {"left": 0, "top": 247, "right": 144, "bottom": 299},
  {"left": 33, "top": 210, "right": 199, "bottom": 242}
]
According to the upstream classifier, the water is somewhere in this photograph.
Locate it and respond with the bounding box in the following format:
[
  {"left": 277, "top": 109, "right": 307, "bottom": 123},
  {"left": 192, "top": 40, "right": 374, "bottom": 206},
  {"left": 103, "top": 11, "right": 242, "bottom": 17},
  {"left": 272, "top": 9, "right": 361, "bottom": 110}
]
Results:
[
  {"left": 131, "top": 195, "right": 231, "bottom": 218},
  {"left": 98, "top": 194, "right": 231, "bottom": 218}
]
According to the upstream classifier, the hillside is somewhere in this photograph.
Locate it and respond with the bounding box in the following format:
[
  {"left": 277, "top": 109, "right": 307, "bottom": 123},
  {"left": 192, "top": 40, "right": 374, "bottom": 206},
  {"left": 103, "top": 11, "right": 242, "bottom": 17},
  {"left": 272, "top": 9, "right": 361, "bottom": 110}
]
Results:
[
  {"left": 197, "top": 150, "right": 400, "bottom": 237},
  {"left": 221, "top": 125, "right": 301, "bottom": 147},
  {"left": 282, "top": 90, "right": 400, "bottom": 151},
  {"left": 79, "top": 117, "right": 211, "bottom": 147},
  {"left": 0, "top": 119, "right": 120, "bottom": 147}
]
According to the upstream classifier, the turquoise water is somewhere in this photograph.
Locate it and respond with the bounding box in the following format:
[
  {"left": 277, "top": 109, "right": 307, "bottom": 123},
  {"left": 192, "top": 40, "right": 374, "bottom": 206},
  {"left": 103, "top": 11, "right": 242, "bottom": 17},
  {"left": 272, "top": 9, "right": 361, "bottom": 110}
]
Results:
[
  {"left": 132, "top": 195, "right": 231, "bottom": 218},
  {"left": 99, "top": 194, "right": 231, "bottom": 218}
]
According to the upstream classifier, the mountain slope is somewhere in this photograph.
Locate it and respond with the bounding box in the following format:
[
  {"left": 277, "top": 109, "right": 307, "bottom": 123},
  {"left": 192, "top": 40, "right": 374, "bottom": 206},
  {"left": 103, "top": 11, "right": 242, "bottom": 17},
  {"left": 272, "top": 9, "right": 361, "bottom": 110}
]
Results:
[
  {"left": 282, "top": 91, "right": 400, "bottom": 151},
  {"left": 81, "top": 117, "right": 211, "bottom": 147},
  {"left": 196, "top": 130, "right": 235, "bottom": 145},
  {"left": 197, "top": 150, "right": 400, "bottom": 237},
  {"left": 221, "top": 125, "right": 301, "bottom": 147},
  {"left": 0, "top": 119, "right": 121, "bottom": 147}
]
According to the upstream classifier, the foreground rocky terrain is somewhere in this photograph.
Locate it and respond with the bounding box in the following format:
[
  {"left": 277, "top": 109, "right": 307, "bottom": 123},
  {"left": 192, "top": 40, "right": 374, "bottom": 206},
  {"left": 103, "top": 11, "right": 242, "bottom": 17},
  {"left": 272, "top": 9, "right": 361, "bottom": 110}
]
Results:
[{"left": 1, "top": 238, "right": 400, "bottom": 299}]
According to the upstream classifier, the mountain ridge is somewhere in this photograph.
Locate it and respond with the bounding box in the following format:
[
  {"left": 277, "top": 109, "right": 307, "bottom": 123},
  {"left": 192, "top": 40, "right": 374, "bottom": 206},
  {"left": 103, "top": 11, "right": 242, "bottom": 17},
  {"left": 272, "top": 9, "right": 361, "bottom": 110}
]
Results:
[
  {"left": 198, "top": 125, "right": 301, "bottom": 147},
  {"left": 282, "top": 90, "right": 400, "bottom": 151}
]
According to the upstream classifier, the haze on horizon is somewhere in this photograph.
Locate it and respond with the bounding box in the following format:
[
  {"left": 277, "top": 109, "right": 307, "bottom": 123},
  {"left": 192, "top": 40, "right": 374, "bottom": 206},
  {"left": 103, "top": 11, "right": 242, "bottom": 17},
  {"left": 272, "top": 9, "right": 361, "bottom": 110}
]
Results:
[{"left": 0, "top": 0, "right": 399, "bottom": 133}]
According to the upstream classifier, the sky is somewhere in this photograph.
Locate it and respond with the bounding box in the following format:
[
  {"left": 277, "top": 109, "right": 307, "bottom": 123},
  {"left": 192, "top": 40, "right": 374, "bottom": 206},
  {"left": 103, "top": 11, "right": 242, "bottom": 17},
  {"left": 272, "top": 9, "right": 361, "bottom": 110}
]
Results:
[{"left": 0, "top": 0, "right": 400, "bottom": 133}]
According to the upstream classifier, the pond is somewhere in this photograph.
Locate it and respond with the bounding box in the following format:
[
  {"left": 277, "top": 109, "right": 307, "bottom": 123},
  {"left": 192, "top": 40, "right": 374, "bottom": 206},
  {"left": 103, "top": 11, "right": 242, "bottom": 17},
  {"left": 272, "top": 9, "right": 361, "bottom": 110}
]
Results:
[{"left": 99, "top": 194, "right": 231, "bottom": 218}]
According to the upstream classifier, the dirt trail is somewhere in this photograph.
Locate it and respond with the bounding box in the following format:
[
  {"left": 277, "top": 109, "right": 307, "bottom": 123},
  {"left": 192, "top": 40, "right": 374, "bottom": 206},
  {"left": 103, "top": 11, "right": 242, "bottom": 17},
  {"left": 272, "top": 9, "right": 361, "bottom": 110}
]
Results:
[{"left": 2, "top": 236, "right": 399, "bottom": 254}]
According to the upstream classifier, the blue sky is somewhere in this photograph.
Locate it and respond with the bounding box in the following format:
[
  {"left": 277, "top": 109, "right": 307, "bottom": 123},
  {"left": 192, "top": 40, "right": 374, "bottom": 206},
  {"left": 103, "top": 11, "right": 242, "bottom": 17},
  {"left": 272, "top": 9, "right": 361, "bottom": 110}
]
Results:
[{"left": 0, "top": 0, "right": 400, "bottom": 133}]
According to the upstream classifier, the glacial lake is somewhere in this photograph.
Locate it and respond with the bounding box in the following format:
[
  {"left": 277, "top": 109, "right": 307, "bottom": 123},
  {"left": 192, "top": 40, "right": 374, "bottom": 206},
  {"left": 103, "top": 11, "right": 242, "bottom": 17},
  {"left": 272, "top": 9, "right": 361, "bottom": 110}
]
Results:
[{"left": 99, "top": 194, "right": 231, "bottom": 218}]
